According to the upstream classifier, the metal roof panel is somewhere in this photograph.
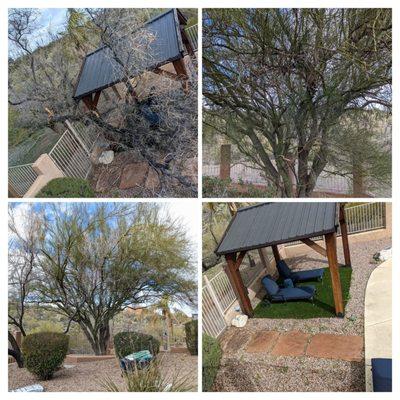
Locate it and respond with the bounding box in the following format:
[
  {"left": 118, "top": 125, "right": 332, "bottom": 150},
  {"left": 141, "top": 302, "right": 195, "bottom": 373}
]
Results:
[
  {"left": 215, "top": 203, "right": 337, "bottom": 255},
  {"left": 73, "top": 9, "right": 185, "bottom": 99}
]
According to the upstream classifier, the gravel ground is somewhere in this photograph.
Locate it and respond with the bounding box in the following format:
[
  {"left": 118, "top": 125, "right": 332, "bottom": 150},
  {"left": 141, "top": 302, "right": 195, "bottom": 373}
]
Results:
[
  {"left": 9, "top": 353, "right": 198, "bottom": 392},
  {"left": 213, "top": 237, "right": 391, "bottom": 392}
]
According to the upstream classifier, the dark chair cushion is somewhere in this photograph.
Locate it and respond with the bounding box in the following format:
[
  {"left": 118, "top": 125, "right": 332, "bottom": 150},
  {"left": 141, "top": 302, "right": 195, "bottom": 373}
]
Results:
[
  {"left": 372, "top": 358, "right": 392, "bottom": 392},
  {"left": 261, "top": 275, "right": 280, "bottom": 296},
  {"left": 272, "top": 286, "right": 315, "bottom": 301},
  {"left": 276, "top": 260, "right": 293, "bottom": 280},
  {"left": 283, "top": 279, "right": 294, "bottom": 288},
  {"left": 292, "top": 268, "right": 325, "bottom": 282}
]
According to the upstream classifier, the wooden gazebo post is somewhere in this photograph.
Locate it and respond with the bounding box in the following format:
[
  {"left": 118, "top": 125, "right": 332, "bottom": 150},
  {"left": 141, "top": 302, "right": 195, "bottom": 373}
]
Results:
[
  {"left": 224, "top": 252, "right": 254, "bottom": 317},
  {"left": 339, "top": 203, "right": 352, "bottom": 267},
  {"left": 271, "top": 245, "right": 281, "bottom": 264},
  {"left": 324, "top": 232, "right": 344, "bottom": 317}
]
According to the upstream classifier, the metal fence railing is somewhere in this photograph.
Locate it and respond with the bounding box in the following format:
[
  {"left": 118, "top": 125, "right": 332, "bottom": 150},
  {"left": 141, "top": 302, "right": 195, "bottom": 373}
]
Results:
[
  {"left": 204, "top": 273, "right": 236, "bottom": 314},
  {"left": 49, "top": 129, "right": 92, "bottom": 179},
  {"left": 185, "top": 24, "right": 198, "bottom": 51},
  {"left": 202, "top": 256, "right": 267, "bottom": 338},
  {"left": 9, "top": 120, "right": 99, "bottom": 197},
  {"left": 202, "top": 283, "right": 228, "bottom": 338},
  {"left": 8, "top": 163, "right": 38, "bottom": 197},
  {"left": 65, "top": 120, "right": 98, "bottom": 154},
  {"left": 202, "top": 163, "right": 352, "bottom": 195},
  {"left": 342, "top": 202, "right": 385, "bottom": 234}
]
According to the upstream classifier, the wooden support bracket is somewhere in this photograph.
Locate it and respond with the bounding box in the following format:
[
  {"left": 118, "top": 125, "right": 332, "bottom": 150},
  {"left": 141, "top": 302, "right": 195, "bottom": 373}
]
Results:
[
  {"left": 300, "top": 238, "right": 327, "bottom": 257},
  {"left": 339, "top": 204, "right": 352, "bottom": 267}
]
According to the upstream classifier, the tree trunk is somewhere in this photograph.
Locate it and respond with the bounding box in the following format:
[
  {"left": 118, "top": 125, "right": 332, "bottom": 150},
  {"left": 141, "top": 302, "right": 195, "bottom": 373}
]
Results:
[
  {"left": 8, "top": 331, "right": 23, "bottom": 368},
  {"left": 79, "top": 321, "right": 111, "bottom": 356}
]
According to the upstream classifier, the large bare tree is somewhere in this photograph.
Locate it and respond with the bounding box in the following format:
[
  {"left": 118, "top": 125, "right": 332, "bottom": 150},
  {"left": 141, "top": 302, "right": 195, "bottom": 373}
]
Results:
[{"left": 203, "top": 8, "right": 391, "bottom": 197}]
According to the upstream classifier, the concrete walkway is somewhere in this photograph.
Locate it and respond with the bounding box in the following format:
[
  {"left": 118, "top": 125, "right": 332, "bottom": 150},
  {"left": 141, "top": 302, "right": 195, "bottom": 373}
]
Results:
[{"left": 364, "top": 258, "right": 392, "bottom": 391}]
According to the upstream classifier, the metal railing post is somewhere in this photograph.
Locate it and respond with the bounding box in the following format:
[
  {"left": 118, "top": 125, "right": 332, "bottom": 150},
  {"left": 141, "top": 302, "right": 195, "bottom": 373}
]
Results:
[
  {"left": 65, "top": 120, "right": 90, "bottom": 155},
  {"left": 203, "top": 275, "right": 225, "bottom": 318}
]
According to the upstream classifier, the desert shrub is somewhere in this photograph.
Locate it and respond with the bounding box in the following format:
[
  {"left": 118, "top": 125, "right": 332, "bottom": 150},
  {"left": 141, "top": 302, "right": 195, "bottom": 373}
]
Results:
[
  {"left": 36, "top": 177, "right": 94, "bottom": 198},
  {"left": 103, "top": 357, "right": 193, "bottom": 392},
  {"left": 114, "top": 331, "right": 160, "bottom": 359},
  {"left": 184, "top": 320, "right": 198, "bottom": 355},
  {"left": 202, "top": 334, "right": 222, "bottom": 392},
  {"left": 21, "top": 332, "right": 69, "bottom": 380}
]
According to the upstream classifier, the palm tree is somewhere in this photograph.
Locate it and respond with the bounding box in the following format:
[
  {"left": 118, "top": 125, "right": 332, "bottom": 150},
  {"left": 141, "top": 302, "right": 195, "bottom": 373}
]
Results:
[{"left": 148, "top": 295, "right": 177, "bottom": 350}]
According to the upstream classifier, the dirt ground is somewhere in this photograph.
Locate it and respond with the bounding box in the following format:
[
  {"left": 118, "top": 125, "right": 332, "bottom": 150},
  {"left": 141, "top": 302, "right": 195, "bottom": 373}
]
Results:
[
  {"left": 9, "top": 353, "right": 198, "bottom": 392},
  {"left": 213, "top": 238, "right": 391, "bottom": 392}
]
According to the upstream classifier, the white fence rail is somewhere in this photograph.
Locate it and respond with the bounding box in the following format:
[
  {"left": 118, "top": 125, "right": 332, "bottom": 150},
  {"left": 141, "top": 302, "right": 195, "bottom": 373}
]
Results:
[
  {"left": 202, "top": 282, "right": 227, "bottom": 338},
  {"left": 9, "top": 120, "right": 99, "bottom": 196},
  {"left": 203, "top": 163, "right": 352, "bottom": 195},
  {"left": 185, "top": 24, "right": 198, "bottom": 51},
  {"left": 343, "top": 202, "right": 385, "bottom": 234},
  {"left": 49, "top": 129, "right": 92, "bottom": 179},
  {"left": 49, "top": 120, "right": 99, "bottom": 180},
  {"left": 202, "top": 202, "right": 388, "bottom": 338},
  {"left": 8, "top": 163, "right": 38, "bottom": 197},
  {"left": 202, "top": 256, "right": 266, "bottom": 338}
]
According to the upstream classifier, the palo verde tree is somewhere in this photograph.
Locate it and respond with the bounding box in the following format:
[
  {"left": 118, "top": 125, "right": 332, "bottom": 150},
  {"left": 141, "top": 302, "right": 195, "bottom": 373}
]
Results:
[
  {"left": 203, "top": 8, "right": 391, "bottom": 197},
  {"left": 8, "top": 203, "right": 197, "bottom": 355}
]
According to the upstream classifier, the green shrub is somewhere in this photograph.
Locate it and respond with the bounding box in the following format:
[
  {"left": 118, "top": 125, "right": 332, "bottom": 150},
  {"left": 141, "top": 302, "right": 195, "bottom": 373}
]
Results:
[
  {"left": 22, "top": 332, "right": 69, "bottom": 380},
  {"left": 202, "top": 176, "right": 275, "bottom": 198},
  {"left": 114, "top": 331, "right": 160, "bottom": 359},
  {"left": 36, "top": 177, "right": 94, "bottom": 198},
  {"left": 184, "top": 320, "right": 198, "bottom": 355},
  {"left": 202, "top": 334, "right": 222, "bottom": 392}
]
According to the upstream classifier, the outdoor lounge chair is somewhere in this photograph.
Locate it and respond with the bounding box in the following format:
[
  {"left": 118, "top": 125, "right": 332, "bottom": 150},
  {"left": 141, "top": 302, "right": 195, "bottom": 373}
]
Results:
[
  {"left": 261, "top": 275, "right": 316, "bottom": 302},
  {"left": 276, "top": 260, "right": 325, "bottom": 283},
  {"left": 371, "top": 358, "right": 392, "bottom": 392},
  {"left": 120, "top": 350, "right": 153, "bottom": 373}
]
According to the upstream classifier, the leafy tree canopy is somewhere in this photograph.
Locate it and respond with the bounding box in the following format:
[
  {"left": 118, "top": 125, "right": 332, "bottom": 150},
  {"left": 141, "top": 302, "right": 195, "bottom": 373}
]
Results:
[{"left": 203, "top": 8, "right": 391, "bottom": 197}]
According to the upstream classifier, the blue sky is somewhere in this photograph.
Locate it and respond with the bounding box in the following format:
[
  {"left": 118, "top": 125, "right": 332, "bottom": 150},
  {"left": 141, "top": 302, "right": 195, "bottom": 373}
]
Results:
[
  {"left": 9, "top": 8, "right": 68, "bottom": 54},
  {"left": 32, "top": 8, "right": 68, "bottom": 44}
]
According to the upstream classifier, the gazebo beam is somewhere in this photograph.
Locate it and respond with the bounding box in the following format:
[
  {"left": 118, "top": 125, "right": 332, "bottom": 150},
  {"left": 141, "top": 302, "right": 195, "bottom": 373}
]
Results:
[
  {"left": 224, "top": 253, "right": 253, "bottom": 317},
  {"left": 339, "top": 204, "right": 352, "bottom": 267},
  {"left": 300, "top": 238, "right": 327, "bottom": 257},
  {"left": 258, "top": 248, "right": 270, "bottom": 271},
  {"left": 81, "top": 91, "right": 101, "bottom": 112},
  {"left": 172, "top": 59, "right": 189, "bottom": 92},
  {"left": 271, "top": 245, "right": 281, "bottom": 264},
  {"left": 325, "top": 232, "right": 344, "bottom": 317}
]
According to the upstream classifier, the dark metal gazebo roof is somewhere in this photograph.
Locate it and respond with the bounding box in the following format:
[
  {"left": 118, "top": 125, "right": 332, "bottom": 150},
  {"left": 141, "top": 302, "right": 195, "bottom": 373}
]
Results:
[
  {"left": 73, "top": 8, "right": 187, "bottom": 100},
  {"left": 215, "top": 203, "right": 337, "bottom": 255}
]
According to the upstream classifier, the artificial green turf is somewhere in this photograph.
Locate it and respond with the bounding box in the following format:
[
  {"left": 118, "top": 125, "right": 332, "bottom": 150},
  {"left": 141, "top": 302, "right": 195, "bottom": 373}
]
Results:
[{"left": 253, "top": 267, "right": 352, "bottom": 319}]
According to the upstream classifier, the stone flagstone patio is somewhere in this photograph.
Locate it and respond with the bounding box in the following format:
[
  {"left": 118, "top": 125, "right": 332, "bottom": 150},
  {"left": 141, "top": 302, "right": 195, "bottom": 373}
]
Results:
[{"left": 239, "top": 330, "right": 363, "bottom": 362}]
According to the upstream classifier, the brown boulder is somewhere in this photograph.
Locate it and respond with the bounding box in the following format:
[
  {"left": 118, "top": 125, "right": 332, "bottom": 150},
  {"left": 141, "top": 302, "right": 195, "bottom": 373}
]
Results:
[
  {"left": 145, "top": 168, "right": 160, "bottom": 191},
  {"left": 119, "top": 162, "right": 149, "bottom": 189}
]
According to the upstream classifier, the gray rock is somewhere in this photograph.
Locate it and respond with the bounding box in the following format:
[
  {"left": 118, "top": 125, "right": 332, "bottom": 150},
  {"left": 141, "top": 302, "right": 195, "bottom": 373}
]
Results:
[
  {"left": 98, "top": 150, "right": 114, "bottom": 165},
  {"left": 12, "top": 384, "right": 44, "bottom": 392}
]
